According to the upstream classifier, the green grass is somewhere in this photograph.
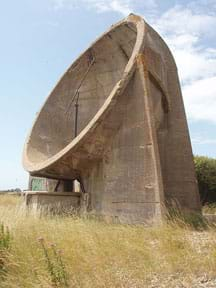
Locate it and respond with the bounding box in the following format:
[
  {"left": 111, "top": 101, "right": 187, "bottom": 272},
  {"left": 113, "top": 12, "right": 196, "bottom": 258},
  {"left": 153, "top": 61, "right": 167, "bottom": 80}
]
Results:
[{"left": 0, "top": 194, "right": 216, "bottom": 287}]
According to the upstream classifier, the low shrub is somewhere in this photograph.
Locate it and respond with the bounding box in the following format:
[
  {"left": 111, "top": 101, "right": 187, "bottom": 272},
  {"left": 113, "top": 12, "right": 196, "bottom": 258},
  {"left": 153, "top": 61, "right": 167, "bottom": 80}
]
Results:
[
  {"left": 37, "top": 237, "right": 68, "bottom": 287},
  {"left": 0, "top": 223, "right": 11, "bottom": 278}
]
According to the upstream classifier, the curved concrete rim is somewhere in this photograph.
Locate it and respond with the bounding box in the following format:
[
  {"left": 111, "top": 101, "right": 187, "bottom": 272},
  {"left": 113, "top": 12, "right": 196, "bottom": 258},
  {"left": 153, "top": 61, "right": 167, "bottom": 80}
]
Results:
[{"left": 23, "top": 14, "right": 146, "bottom": 173}]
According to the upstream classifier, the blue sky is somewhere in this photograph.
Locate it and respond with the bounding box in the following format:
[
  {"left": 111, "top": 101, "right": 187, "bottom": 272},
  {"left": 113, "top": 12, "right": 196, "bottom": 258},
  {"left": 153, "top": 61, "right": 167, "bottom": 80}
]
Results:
[{"left": 0, "top": 0, "right": 215, "bottom": 189}]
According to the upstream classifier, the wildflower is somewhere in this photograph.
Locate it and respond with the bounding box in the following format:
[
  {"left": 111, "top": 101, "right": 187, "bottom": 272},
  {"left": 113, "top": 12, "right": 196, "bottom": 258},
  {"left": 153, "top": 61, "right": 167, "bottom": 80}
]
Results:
[
  {"left": 57, "top": 249, "right": 64, "bottom": 255},
  {"left": 37, "top": 237, "right": 44, "bottom": 243},
  {"left": 49, "top": 242, "right": 56, "bottom": 248}
]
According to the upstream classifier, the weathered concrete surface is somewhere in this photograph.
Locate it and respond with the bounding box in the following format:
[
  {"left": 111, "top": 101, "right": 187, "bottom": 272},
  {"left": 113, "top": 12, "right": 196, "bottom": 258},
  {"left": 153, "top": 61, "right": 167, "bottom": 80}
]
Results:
[
  {"left": 25, "top": 191, "right": 80, "bottom": 212},
  {"left": 23, "top": 14, "right": 201, "bottom": 224}
]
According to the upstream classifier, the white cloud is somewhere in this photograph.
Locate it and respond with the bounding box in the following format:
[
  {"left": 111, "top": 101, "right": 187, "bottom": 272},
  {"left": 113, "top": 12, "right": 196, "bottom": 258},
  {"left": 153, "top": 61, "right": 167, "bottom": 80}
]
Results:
[
  {"left": 52, "top": 0, "right": 157, "bottom": 16},
  {"left": 51, "top": 0, "right": 134, "bottom": 15},
  {"left": 183, "top": 76, "right": 216, "bottom": 123},
  {"left": 172, "top": 46, "right": 216, "bottom": 84},
  {"left": 152, "top": 5, "right": 216, "bottom": 82},
  {"left": 151, "top": 5, "right": 216, "bottom": 123},
  {"left": 153, "top": 6, "right": 216, "bottom": 38},
  {"left": 89, "top": 0, "right": 132, "bottom": 15}
]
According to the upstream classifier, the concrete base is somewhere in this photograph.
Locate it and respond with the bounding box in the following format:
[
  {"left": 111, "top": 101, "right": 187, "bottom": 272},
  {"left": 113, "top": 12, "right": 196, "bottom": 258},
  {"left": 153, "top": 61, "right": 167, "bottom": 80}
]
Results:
[{"left": 25, "top": 191, "right": 81, "bottom": 214}]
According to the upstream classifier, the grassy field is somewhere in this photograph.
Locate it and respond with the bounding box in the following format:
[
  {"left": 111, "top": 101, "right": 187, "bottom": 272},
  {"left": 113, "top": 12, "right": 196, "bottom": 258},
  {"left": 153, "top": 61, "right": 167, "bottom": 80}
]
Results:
[{"left": 0, "top": 195, "right": 216, "bottom": 288}]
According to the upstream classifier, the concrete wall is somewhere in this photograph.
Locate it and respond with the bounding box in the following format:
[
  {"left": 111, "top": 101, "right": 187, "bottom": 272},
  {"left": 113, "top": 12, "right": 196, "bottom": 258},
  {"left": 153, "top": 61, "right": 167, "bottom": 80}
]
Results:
[
  {"left": 23, "top": 14, "right": 201, "bottom": 224},
  {"left": 25, "top": 191, "right": 80, "bottom": 213}
]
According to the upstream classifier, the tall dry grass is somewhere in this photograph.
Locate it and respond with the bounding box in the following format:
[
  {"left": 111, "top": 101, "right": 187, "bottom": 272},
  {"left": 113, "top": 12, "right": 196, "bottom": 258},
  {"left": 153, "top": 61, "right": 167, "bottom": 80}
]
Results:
[{"left": 0, "top": 194, "right": 216, "bottom": 287}]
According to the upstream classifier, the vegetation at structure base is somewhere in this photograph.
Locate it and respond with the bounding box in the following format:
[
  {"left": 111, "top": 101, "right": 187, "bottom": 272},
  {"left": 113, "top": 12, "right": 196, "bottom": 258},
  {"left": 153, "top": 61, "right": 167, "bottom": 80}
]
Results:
[
  {"left": 2, "top": 195, "right": 216, "bottom": 287},
  {"left": 166, "top": 207, "right": 208, "bottom": 230},
  {"left": 194, "top": 155, "right": 216, "bottom": 205},
  {"left": 0, "top": 223, "right": 11, "bottom": 278}
]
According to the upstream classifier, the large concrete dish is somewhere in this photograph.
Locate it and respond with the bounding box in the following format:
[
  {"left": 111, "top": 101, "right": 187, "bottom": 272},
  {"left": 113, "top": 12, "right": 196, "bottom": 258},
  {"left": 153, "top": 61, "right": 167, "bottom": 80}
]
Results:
[{"left": 23, "top": 14, "right": 145, "bottom": 180}]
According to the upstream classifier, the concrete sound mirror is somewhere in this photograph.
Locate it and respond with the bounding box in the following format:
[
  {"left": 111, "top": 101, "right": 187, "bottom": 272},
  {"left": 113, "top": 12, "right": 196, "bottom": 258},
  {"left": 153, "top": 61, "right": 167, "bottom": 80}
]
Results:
[{"left": 23, "top": 14, "right": 201, "bottom": 224}]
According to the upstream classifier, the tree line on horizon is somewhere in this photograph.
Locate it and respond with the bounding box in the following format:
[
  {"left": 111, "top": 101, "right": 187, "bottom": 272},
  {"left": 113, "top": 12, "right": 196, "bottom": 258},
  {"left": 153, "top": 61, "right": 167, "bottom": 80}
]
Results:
[{"left": 194, "top": 155, "right": 216, "bottom": 205}]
